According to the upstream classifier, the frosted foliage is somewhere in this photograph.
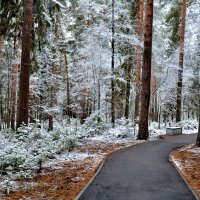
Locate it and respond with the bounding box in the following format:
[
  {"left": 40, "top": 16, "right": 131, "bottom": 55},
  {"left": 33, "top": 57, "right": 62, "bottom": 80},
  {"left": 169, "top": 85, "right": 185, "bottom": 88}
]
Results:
[
  {"left": 0, "top": 0, "right": 200, "bottom": 194},
  {"left": 151, "top": 1, "right": 200, "bottom": 118},
  {"left": 0, "top": 124, "right": 77, "bottom": 179}
]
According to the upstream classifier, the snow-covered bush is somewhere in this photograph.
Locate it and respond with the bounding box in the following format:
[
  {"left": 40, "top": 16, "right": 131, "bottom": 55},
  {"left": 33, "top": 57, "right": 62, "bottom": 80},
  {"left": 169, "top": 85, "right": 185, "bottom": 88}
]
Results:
[
  {"left": 0, "top": 124, "right": 77, "bottom": 179},
  {"left": 106, "top": 118, "right": 135, "bottom": 139},
  {"left": 0, "top": 179, "right": 18, "bottom": 195},
  {"left": 179, "top": 120, "right": 198, "bottom": 131},
  {"left": 67, "top": 138, "right": 76, "bottom": 152},
  {"left": 80, "top": 111, "right": 111, "bottom": 138},
  {"left": 115, "top": 118, "right": 132, "bottom": 126}
]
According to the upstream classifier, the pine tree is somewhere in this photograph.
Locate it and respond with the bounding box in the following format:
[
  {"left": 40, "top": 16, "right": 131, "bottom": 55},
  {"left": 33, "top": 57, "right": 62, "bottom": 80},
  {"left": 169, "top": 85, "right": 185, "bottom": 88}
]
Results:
[
  {"left": 10, "top": 37, "right": 20, "bottom": 130},
  {"left": 111, "top": 0, "right": 115, "bottom": 127},
  {"left": 48, "top": 11, "right": 59, "bottom": 131},
  {"left": 176, "top": 0, "right": 187, "bottom": 122},
  {"left": 196, "top": 90, "right": 200, "bottom": 147},
  {"left": 0, "top": 36, "right": 3, "bottom": 130},
  {"left": 124, "top": 59, "right": 132, "bottom": 119},
  {"left": 165, "top": 1, "right": 182, "bottom": 56},
  {"left": 17, "top": 0, "right": 33, "bottom": 128},
  {"left": 138, "top": 0, "right": 154, "bottom": 140},
  {"left": 64, "top": 53, "right": 71, "bottom": 117},
  {"left": 134, "top": 0, "right": 144, "bottom": 121}
]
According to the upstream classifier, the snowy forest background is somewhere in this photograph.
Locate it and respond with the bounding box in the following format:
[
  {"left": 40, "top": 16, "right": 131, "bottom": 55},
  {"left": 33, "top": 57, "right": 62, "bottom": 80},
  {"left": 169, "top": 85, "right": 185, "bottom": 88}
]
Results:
[{"left": 0, "top": 0, "right": 199, "bottom": 188}]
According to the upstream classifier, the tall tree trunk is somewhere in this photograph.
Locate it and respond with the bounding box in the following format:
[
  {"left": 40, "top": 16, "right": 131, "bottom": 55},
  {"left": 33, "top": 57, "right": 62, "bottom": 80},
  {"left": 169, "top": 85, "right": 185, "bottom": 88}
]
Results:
[
  {"left": 134, "top": 0, "right": 144, "bottom": 121},
  {"left": 125, "top": 59, "right": 132, "bottom": 119},
  {"left": 97, "top": 81, "right": 101, "bottom": 111},
  {"left": 48, "top": 48, "right": 57, "bottom": 131},
  {"left": 92, "top": 66, "right": 96, "bottom": 112},
  {"left": 196, "top": 85, "right": 200, "bottom": 147},
  {"left": 151, "top": 65, "right": 158, "bottom": 122},
  {"left": 138, "top": 0, "right": 154, "bottom": 140},
  {"left": 196, "top": 95, "right": 200, "bottom": 147},
  {"left": 6, "top": 42, "right": 12, "bottom": 128},
  {"left": 197, "top": 119, "right": 200, "bottom": 147},
  {"left": 111, "top": 0, "right": 115, "bottom": 127},
  {"left": 48, "top": 12, "right": 59, "bottom": 131},
  {"left": 17, "top": 0, "right": 33, "bottom": 128},
  {"left": 10, "top": 20, "right": 20, "bottom": 130},
  {"left": 64, "top": 53, "right": 70, "bottom": 116},
  {"left": 176, "top": 0, "right": 186, "bottom": 122},
  {"left": 196, "top": 64, "right": 200, "bottom": 147},
  {"left": 154, "top": 91, "right": 158, "bottom": 121},
  {"left": 158, "top": 95, "right": 161, "bottom": 129},
  {"left": 0, "top": 36, "right": 3, "bottom": 130},
  {"left": 10, "top": 39, "right": 19, "bottom": 130}
]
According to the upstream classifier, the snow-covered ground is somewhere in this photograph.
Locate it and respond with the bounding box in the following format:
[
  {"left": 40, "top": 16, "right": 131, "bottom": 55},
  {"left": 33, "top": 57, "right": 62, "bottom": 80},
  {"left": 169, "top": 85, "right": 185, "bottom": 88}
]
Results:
[
  {"left": 188, "top": 146, "right": 200, "bottom": 154},
  {"left": 0, "top": 118, "right": 198, "bottom": 194}
]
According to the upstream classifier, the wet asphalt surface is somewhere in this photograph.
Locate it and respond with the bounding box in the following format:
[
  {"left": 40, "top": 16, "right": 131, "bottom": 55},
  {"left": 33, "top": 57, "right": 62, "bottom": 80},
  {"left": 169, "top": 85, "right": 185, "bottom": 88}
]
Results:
[{"left": 78, "top": 134, "right": 197, "bottom": 200}]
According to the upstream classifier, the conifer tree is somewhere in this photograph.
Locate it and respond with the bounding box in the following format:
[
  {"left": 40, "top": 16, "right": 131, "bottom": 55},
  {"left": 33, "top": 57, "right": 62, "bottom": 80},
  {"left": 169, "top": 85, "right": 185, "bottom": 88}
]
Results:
[
  {"left": 138, "top": 0, "right": 154, "bottom": 140},
  {"left": 111, "top": 0, "right": 115, "bottom": 127},
  {"left": 135, "top": 0, "right": 144, "bottom": 121},
  {"left": 17, "top": 0, "right": 33, "bottom": 128},
  {"left": 176, "top": 0, "right": 187, "bottom": 122}
]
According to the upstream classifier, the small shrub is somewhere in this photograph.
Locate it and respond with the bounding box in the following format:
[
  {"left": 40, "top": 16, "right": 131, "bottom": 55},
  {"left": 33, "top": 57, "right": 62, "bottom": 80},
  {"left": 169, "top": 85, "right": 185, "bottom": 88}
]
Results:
[
  {"left": 52, "top": 130, "right": 61, "bottom": 141},
  {"left": 67, "top": 138, "right": 76, "bottom": 152}
]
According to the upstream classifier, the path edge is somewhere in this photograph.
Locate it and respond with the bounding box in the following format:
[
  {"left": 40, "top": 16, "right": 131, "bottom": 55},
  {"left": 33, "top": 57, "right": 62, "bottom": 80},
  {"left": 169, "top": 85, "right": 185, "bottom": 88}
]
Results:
[
  {"left": 169, "top": 151, "right": 200, "bottom": 200},
  {"left": 74, "top": 154, "right": 106, "bottom": 200},
  {"left": 75, "top": 141, "right": 145, "bottom": 200}
]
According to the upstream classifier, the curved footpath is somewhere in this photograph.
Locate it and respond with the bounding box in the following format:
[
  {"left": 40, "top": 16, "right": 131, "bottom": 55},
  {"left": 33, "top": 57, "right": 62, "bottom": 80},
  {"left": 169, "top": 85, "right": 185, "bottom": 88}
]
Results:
[{"left": 78, "top": 134, "right": 197, "bottom": 200}]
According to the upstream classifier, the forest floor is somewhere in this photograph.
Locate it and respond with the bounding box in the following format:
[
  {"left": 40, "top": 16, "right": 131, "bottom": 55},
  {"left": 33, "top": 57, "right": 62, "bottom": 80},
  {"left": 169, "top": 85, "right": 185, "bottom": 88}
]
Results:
[
  {"left": 171, "top": 144, "right": 200, "bottom": 199},
  {"left": 0, "top": 139, "right": 144, "bottom": 200},
  {"left": 0, "top": 120, "right": 198, "bottom": 200}
]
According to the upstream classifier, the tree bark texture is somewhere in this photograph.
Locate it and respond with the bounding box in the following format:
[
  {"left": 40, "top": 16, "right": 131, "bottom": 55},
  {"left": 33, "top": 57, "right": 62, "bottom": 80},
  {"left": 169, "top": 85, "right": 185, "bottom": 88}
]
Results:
[
  {"left": 10, "top": 36, "right": 21, "bottom": 130},
  {"left": 10, "top": 63, "right": 19, "bottom": 130},
  {"left": 97, "top": 81, "right": 101, "bottom": 111},
  {"left": 151, "top": 66, "right": 158, "bottom": 122},
  {"left": 16, "top": 0, "right": 33, "bottom": 128},
  {"left": 48, "top": 12, "right": 59, "bottom": 131},
  {"left": 6, "top": 48, "right": 12, "bottom": 129},
  {"left": 64, "top": 53, "right": 71, "bottom": 116},
  {"left": 0, "top": 36, "right": 3, "bottom": 130},
  {"left": 197, "top": 122, "right": 200, "bottom": 147},
  {"left": 10, "top": 33, "right": 17, "bottom": 129},
  {"left": 79, "top": 89, "right": 92, "bottom": 124},
  {"left": 111, "top": 0, "right": 115, "bottom": 127},
  {"left": 176, "top": 0, "right": 186, "bottom": 122},
  {"left": 125, "top": 59, "right": 132, "bottom": 119},
  {"left": 138, "top": 0, "right": 154, "bottom": 140},
  {"left": 196, "top": 95, "right": 200, "bottom": 146},
  {"left": 196, "top": 66, "right": 200, "bottom": 147},
  {"left": 134, "top": 0, "right": 144, "bottom": 121},
  {"left": 48, "top": 48, "right": 57, "bottom": 131}
]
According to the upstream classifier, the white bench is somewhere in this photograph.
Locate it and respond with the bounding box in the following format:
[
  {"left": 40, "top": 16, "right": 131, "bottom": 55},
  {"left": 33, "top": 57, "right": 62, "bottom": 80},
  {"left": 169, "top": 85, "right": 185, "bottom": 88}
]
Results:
[{"left": 166, "top": 127, "right": 182, "bottom": 135}]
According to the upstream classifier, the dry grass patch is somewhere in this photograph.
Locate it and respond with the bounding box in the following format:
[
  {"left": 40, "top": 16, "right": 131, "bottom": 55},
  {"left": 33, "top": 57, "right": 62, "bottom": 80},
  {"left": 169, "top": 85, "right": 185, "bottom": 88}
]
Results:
[
  {"left": 171, "top": 144, "right": 200, "bottom": 198},
  {"left": 1, "top": 140, "right": 143, "bottom": 200}
]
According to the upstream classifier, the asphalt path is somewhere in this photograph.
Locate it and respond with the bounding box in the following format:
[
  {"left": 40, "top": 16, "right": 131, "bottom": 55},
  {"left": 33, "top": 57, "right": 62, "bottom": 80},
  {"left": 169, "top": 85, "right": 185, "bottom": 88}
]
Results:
[{"left": 78, "top": 134, "right": 197, "bottom": 200}]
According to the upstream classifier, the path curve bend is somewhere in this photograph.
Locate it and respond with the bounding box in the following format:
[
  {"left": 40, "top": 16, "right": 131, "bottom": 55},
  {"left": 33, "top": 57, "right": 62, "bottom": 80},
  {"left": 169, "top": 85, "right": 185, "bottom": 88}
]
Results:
[{"left": 78, "top": 134, "right": 197, "bottom": 200}]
